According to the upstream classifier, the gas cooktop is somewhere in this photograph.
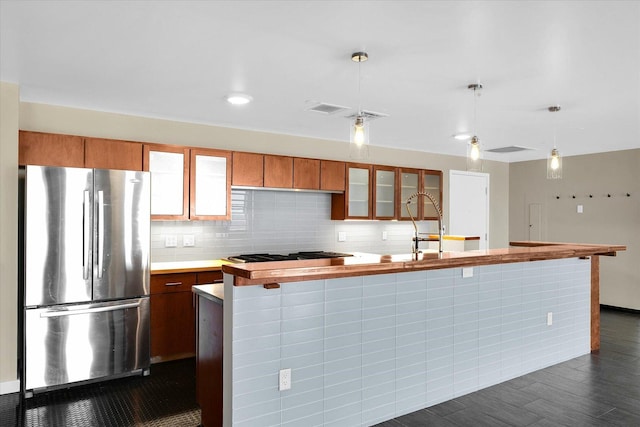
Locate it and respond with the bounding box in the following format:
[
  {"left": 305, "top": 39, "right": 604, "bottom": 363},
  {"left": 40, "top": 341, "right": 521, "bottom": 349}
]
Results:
[{"left": 227, "top": 251, "right": 353, "bottom": 263}]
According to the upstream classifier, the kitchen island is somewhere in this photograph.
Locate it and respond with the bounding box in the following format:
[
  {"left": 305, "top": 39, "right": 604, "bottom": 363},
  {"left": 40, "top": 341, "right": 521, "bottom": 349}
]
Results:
[{"left": 212, "top": 242, "right": 625, "bottom": 427}]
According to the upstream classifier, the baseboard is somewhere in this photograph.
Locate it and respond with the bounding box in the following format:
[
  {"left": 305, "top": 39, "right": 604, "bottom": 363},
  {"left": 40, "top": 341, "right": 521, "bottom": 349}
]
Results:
[
  {"left": 601, "top": 304, "right": 640, "bottom": 314},
  {"left": 0, "top": 379, "right": 20, "bottom": 395}
]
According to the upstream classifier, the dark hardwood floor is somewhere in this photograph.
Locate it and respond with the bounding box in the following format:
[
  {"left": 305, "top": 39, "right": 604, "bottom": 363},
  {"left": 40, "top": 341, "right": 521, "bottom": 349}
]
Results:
[
  {"left": 1, "top": 306, "right": 638, "bottom": 427},
  {"left": 377, "top": 307, "right": 640, "bottom": 427}
]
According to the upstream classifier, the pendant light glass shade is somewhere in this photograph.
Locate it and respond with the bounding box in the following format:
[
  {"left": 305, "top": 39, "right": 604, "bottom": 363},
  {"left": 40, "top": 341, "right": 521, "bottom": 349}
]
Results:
[
  {"left": 467, "top": 136, "right": 482, "bottom": 171},
  {"left": 349, "top": 51, "right": 370, "bottom": 160},
  {"left": 547, "top": 148, "right": 562, "bottom": 179},
  {"left": 546, "top": 105, "right": 562, "bottom": 179},
  {"left": 349, "top": 114, "right": 369, "bottom": 159}
]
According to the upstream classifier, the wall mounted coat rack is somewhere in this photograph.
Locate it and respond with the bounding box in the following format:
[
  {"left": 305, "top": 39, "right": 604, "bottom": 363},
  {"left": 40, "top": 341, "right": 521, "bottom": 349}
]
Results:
[{"left": 554, "top": 192, "right": 631, "bottom": 200}]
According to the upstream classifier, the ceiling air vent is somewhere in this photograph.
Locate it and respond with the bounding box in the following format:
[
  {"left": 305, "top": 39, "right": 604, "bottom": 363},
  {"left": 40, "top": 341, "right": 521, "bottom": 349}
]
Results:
[
  {"left": 305, "top": 102, "right": 350, "bottom": 115},
  {"left": 486, "top": 146, "right": 533, "bottom": 153},
  {"left": 345, "top": 109, "right": 389, "bottom": 121}
]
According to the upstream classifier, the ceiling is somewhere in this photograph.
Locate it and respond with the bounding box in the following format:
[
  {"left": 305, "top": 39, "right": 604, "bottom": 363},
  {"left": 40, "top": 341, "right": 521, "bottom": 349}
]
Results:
[{"left": 1, "top": 1, "right": 639, "bottom": 163}]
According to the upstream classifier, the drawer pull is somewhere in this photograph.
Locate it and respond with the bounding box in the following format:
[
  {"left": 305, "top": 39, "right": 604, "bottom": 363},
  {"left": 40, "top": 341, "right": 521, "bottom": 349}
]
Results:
[{"left": 165, "top": 282, "right": 183, "bottom": 286}]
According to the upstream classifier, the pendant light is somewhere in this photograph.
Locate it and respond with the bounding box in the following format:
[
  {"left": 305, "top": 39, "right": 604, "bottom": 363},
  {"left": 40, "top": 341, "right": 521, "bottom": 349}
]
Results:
[
  {"left": 349, "top": 51, "right": 369, "bottom": 160},
  {"left": 467, "top": 83, "right": 483, "bottom": 172},
  {"left": 547, "top": 105, "right": 562, "bottom": 179}
]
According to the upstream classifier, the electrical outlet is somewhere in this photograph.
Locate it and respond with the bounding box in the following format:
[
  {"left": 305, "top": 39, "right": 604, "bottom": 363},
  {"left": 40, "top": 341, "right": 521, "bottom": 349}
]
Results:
[
  {"left": 338, "top": 231, "right": 347, "bottom": 242},
  {"left": 165, "top": 235, "right": 177, "bottom": 247},
  {"left": 382, "top": 231, "right": 388, "bottom": 241},
  {"left": 462, "top": 267, "right": 473, "bottom": 278},
  {"left": 279, "top": 368, "right": 291, "bottom": 391},
  {"left": 183, "top": 234, "right": 195, "bottom": 247},
  {"left": 547, "top": 312, "right": 553, "bottom": 326}
]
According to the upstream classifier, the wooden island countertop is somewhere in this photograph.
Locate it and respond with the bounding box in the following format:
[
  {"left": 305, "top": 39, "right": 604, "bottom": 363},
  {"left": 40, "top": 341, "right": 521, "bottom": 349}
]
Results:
[{"left": 221, "top": 243, "right": 626, "bottom": 286}]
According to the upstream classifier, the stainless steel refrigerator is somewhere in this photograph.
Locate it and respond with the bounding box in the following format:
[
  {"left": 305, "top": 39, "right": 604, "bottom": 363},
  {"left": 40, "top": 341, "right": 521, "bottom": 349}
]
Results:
[{"left": 21, "top": 165, "right": 151, "bottom": 397}]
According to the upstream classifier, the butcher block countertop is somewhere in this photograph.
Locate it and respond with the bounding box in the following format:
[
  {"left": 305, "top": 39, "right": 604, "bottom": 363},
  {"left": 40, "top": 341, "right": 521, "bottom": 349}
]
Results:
[
  {"left": 222, "top": 243, "right": 626, "bottom": 286},
  {"left": 151, "top": 259, "right": 229, "bottom": 275}
]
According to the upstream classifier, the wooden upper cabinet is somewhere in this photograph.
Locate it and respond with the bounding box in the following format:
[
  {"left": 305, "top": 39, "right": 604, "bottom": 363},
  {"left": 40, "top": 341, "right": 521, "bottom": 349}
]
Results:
[
  {"left": 189, "top": 148, "right": 232, "bottom": 221},
  {"left": 320, "top": 160, "right": 346, "bottom": 192},
  {"left": 263, "top": 155, "right": 293, "bottom": 188},
  {"left": 144, "top": 144, "right": 190, "bottom": 221},
  {"left": 19, "top": 131, "right": 84, "bottom": 167},
  {"left": 293, "top": 158, "right": 320, "bottom": 190},
  {"left": 398, "top": 168, "right": 421, "bottom": 220},
  {"left": 84, "top": 137, "right": 143, "bottom": 171},
  {"left": 422, "top": 169, "right": 443, "bottom": 220},
  {"left": 373, "top": 165, "right": 397, "bottom": 219},
  {"left": 232, "top": 152, "right": 264, "bottom": 187},
  {"left": 332, "top": 163, "right": 373, "bottom": 220}
]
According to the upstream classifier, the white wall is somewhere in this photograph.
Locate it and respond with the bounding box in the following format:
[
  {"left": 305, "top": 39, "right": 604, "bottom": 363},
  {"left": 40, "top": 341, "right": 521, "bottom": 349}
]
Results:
[
  {"left": 509, "top": 150, "right": 640, "bottom": 310},
  {"left": 0, "top": 82, "right": 19, "bottom": 393}
]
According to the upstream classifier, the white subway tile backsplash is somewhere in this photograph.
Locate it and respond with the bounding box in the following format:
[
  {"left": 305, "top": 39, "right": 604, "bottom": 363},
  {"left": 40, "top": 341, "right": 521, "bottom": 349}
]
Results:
[{"left": 151, "top": 189, "right": 435, "bottom": 262}]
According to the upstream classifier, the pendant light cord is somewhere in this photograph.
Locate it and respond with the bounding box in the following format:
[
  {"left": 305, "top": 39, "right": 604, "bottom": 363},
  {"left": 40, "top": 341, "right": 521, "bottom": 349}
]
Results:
[
  {"left": 473, "top": 87, "right": 477, "bottom": 135},
  {"left": 357, "top": 60, "right": 362, "bottom": 115}
]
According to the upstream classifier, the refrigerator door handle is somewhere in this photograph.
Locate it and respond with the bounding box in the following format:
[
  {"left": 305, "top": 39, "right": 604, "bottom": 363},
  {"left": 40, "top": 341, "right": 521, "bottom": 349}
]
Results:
[
  {"left": 39, "top": 301, "right": 141, "bottom": 318},
  {"left": 97, "top": 190, "right": 105, "bottom": 278},
  {"left": 83, "top": 190, "right": 91, "bottom": 280}
]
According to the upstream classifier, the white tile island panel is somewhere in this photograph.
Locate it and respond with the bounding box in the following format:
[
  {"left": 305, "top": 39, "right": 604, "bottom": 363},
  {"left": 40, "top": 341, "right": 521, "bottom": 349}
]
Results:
[{"left": 223, "top": 258, "right": 591, "bottom": 427}]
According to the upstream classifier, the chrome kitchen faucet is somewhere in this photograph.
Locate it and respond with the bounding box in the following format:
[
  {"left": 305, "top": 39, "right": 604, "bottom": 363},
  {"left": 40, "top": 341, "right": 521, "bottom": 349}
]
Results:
[{"left": 405, "top": 192, "right": 444, "bottom": 258}]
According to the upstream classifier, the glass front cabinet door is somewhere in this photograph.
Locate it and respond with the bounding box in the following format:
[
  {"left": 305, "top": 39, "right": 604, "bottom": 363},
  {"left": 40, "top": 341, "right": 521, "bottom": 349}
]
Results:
[
  {"left": 346, "top": 163, "right": 372, "bottom": 219},
  {"left": 374, "top": 166, "right": 397, "bottom": 219},
  {"left": 190, "top": 148, "right": 232, "bottom": 220},
  {"left": 422, "top": 170, "right": 443, "bottom": 220},
  {"left": 398, "top": 168, "right": 420, "bottom": 220},
  {"left": 144, "top": 145, "right": 189, "bottom": 221}
]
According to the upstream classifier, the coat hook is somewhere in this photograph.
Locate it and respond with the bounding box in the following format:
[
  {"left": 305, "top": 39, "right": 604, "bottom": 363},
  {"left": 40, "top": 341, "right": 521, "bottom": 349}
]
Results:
[
  {"left": 589, "top": 194, "right": 593, "bottom": 198},
  {"left": 556, "top": 195, "right": 560, "bottom": 200},
  {"left": 627, "top": 193, "right": 631, "bottom": 197},
  {"left": 572, "top": 195, "right": 576, "bottom": 199},
  {"left": 607, "top": 194, "right": 611, "bottom": 198}
]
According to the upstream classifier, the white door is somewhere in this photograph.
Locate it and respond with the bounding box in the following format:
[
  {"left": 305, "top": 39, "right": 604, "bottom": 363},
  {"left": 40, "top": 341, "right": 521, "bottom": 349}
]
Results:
[{"left": 449, "top": 170, "right": 490, "bottom": 249}]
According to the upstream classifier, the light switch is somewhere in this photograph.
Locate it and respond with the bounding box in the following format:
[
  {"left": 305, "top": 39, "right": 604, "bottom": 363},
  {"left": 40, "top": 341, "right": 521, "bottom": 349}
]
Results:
[
  {"left": 165, "top": 235, "right": 177, "bottom": 247},
  {"left": 183, "top": 234, "right": 195, "bottom": 247},
  {"left": 577, "top": 205, "right": 583, "bottom": 213}
]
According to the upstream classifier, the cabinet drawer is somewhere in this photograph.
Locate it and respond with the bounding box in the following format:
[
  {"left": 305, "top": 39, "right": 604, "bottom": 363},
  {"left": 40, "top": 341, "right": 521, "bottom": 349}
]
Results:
[
  {"left": 151, "top": 273, "right": 197, "bottom": 294},
  {"left": 196, "top": 271, "right": 223, "bottom": 284}
]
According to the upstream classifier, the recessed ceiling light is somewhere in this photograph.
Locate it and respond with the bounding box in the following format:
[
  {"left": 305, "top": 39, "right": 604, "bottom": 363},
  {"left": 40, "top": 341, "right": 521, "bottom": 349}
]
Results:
[
  {"left": 225, "top": 93, "right": 253, "bottom": 105},
  {"left": 453, "top": 133, "right": 471, "bottom": 141}
]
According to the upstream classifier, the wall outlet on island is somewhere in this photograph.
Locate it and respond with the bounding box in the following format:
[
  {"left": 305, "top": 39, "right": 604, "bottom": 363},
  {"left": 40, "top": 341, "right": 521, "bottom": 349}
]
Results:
[{"left": 279, "top": 368, "right": 291, "bottom": 391}]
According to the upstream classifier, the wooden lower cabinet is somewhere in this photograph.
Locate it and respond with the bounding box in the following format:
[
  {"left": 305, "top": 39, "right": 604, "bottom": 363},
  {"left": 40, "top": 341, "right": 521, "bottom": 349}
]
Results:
[
  {"left": 195, "top": 294, "right": 223, "bottom": 427},
  {"left": 150, "top": 271, "right": 222, "bottom": 363},
  {"left": 150, "top": 291, "right": 195, "bottom": 362}
]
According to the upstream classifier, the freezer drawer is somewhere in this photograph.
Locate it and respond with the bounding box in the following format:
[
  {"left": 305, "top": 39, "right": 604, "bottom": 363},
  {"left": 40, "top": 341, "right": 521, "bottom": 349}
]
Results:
[{"left": 24, "top": 297, "right": 150, "bottom": 392}]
